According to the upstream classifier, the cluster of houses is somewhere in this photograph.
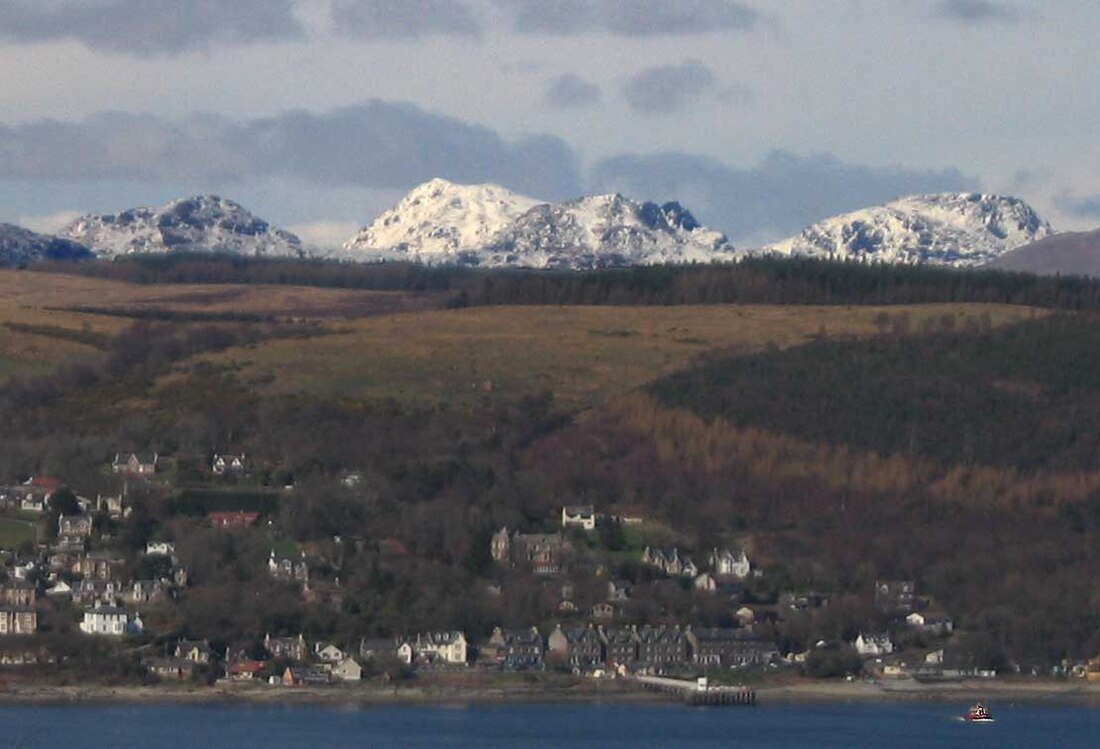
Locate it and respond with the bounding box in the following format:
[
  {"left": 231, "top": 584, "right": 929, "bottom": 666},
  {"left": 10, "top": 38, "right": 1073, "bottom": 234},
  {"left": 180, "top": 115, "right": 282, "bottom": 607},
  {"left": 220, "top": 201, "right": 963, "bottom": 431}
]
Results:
[
  {"left": 217, "top": 622, "right": 780, "bottom": 685},
  {"left": 0, "top": 472, "right": 1013, "bottom": 686}
]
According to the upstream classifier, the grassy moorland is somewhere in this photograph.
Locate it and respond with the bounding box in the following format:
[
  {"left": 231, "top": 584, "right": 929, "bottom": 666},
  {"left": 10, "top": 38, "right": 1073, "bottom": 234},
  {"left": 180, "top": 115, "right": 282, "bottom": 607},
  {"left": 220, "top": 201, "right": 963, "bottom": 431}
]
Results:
[{"left": 196, "top": 303, "right": 1039, "bottom": 409}]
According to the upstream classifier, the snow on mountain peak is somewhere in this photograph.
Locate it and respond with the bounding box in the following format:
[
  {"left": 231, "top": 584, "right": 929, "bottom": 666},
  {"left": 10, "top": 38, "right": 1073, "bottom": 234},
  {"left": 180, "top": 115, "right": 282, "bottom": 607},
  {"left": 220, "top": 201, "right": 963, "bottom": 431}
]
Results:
[
  {"left": 59, "top": 195, "right": 305, "bottom": 259},
  {"left": 0, "top": 224, "right": 93, "bottom": 267},
  {"left": 341, "top": 179, "right": 736, "bottom": 269},
  {"left": 763, "top": 192, "right": 1051, "bottom": 267},
  {"left": 341, "top": 178, "right": 543, "bottom": 260},
  {"left": 482, "top": 193, "right": 735, "bottom": 269}
]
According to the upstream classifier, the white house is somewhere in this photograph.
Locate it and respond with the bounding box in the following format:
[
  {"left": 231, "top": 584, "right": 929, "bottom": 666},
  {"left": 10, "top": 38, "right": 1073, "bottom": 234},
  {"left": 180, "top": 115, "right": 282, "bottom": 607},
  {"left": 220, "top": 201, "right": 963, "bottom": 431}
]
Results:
[
  {"left": 112, "top": 452, "right": 158, "bottom": 476},
  {"left": 212, "top": 453, "right": 248, "bottom": 476},
  {"left": 314, "top": 643, "right": 347, "bottom": 663},
  {"left": 561, "top": 505, "right": 598, "bottom": 531},
  {"left": 145, "top": 541, "right": 175, "bottom": 557},
  {"left": 396, "top": 641, "right": 415, "bottom": 665},
  {"left": 80, "top": 605, "right": 142, "bottom": 636},
  {"left": 906, "top": 611, "right": 954, "bottom": 635},
  {"left": 20, "top": 495, "right": 46, "bottom": 513},
  {"left": 854, "top": 632, "right": 894, "bottom": 657},
  {"left": 708, "top": 548, "right": 751, "bottom": 578},
  {"left": 412, "top": 631, "right": 468, "bottom": 665}
]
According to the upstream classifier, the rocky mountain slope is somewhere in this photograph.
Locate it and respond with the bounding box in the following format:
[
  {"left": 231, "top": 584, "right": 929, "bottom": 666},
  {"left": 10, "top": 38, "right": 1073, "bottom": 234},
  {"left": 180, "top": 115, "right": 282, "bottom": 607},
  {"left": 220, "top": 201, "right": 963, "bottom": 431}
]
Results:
[
  {"left": 763, "top": 193, "right": 1051, "bottom": 267},
  {"left": 59, "top": 195, "right": 305, "bottom": 259},
  {"left": 341, "top": 178, "right": 541, "bottom": 262},
  {"left": 342, "top": 179, "right": 736, "bottom": 268},
  {"left": 988, "top": 228, "right": 1100, "bottom": 277},
  {"left": 482, "top": 194, "right": 735, "bottom": 269},
  {"left": 0, "top": 224, "right": 92, "bottom": 267}
]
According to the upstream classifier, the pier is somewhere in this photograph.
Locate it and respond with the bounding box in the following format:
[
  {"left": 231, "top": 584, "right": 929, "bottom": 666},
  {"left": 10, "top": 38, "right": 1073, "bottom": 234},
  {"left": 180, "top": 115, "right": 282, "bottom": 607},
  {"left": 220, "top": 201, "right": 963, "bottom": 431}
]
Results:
[{"left": 631, "top": 675, "right": 757, "bottom": 706}]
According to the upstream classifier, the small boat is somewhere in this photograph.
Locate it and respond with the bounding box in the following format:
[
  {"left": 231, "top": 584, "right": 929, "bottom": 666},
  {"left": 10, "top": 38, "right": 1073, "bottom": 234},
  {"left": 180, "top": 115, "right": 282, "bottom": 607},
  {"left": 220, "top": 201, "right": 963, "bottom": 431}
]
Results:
[{"left": 964, "top": 703, "right": 994, "bottom": 722}]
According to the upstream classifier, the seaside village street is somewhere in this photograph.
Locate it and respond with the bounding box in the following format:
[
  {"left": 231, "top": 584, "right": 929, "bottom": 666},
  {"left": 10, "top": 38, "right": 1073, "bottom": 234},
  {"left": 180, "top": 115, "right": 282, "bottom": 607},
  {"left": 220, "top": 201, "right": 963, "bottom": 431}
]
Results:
[{"left": 2, "top": 457, "right": 1093, "bottom": 690}]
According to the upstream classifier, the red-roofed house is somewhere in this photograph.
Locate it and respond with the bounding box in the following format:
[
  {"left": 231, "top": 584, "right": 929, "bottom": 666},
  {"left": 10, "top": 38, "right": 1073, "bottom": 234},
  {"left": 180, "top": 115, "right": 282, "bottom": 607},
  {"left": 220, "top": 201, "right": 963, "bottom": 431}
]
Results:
[
  {"left": 208, "top": 511, "right": 260, "bottom": 529},
  {"left": 227, "top": 660, "right": 266, "bottom": 681}
]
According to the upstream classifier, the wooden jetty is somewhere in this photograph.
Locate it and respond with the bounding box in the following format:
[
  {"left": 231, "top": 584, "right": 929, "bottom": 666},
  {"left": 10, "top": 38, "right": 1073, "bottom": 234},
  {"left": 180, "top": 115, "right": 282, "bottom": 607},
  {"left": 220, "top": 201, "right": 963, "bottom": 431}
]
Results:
[{"left": 632, "top": 675, "right": 757, "bottom": 706}]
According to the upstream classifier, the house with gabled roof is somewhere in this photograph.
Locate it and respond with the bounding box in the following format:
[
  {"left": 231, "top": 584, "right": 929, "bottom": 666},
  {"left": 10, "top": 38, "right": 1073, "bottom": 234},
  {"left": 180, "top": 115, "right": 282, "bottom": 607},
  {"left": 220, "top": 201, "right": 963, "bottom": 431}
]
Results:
[
  {"left": 486, "top": 627, "right": 544, "bottom": 670},
  {"left": 265, "top": 633, "right": 306, "bottom": 661},
  {"left": 708, "top": 548, "right": 751, "bottom": 578},
  {"left": 561, "top": 504, "right": 598, "bottom": 531},
  {"left": 636, "top": 625, "right": 690, "bottom": 671},
  {"left": 547, "top": 624, "right": 604, "bottom": 670},
  {"left": 112, "top": 452, "right": 158, "bottom": 476},
  {"left": 410, "top": 631, "right": 467, "bottom": 665},
  {"left": 175, "top": 639, "right": 214, "bottom": 664},
  {"left": 854, "top": 632, "right": 894, "bottom": 657},
  {"left": 212, "top": 453, "right": 248, "bottom": 476}
]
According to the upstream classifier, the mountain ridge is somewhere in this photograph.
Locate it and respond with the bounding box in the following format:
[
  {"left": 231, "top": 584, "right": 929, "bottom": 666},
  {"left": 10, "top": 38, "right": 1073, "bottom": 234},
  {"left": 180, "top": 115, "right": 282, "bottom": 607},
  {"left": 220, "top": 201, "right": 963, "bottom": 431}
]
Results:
[
  {"left": 341, "top": 179, "right": 736, "bottom": 269},
  {"left": 59, "top": 195, "right": 305, "bottom": 259},
  {"left": 762, "top": 193, "right": 1050, "bottom": 267},
  {"left": 0, "top": 223, "right": 93, "bottom": 267}
]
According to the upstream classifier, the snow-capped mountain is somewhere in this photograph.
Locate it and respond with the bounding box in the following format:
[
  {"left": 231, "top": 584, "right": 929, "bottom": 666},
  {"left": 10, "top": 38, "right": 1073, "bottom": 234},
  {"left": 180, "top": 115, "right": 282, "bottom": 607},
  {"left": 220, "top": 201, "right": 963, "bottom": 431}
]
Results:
[
  {"left": 0, "top": 224, "right": 92, "bottom": 267},
  {"left": 341, "top": 178, "right": 542, "bottom": 261},
  {"left": 59, "top": 195, "right": 305, "bottom": 259},
  {"left": 482, "top": 194, "right": 736, "bottom": 269},
  {"left": 343, "top": 179, "right": 736, "bottom": 269},
  {"left": 763, "top": 193, "right": 1051, "bottom": 267}
]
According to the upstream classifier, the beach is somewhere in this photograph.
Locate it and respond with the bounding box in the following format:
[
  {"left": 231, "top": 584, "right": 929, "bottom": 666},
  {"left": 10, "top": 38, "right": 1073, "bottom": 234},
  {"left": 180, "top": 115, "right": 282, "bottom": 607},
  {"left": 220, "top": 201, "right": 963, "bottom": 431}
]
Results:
[{"left": 3, "top": 674, "right": 1100, "bottom": 707}]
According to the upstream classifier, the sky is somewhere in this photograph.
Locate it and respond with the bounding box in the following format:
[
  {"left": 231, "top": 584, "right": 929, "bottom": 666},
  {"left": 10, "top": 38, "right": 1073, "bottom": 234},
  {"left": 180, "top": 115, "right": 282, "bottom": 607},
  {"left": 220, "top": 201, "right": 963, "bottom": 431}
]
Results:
[{"left": 0, "top": 0, "right": 1098, "bottom": 249}]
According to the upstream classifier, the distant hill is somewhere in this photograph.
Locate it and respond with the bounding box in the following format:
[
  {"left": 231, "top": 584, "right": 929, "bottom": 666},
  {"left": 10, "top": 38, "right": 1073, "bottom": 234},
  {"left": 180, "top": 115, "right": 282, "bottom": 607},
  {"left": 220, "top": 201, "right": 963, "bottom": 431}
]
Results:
[
  {"left": 988, "top": 228, "right": 1100, "bottom": 277},
  {"left": 764, "top": 193, "right": 1050, "bottom": 267},
  {"left": 0, "top": 224, "right": 92, "bottom": 267},
  {"left": 59, "top": 195, "right": 305, "bottom": 259}
]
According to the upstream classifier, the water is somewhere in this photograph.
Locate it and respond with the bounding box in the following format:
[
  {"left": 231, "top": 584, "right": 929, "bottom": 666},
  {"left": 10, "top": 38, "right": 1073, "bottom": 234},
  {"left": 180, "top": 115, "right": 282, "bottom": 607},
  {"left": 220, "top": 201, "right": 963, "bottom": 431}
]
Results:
[{"left": 1, "top": 700, "right": 1096, "bottom": 748}]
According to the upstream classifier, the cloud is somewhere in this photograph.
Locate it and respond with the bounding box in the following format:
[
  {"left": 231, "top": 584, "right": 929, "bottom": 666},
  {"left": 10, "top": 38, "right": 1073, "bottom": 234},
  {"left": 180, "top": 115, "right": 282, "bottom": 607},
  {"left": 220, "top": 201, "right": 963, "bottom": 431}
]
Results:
[
  {"left": 286, "top": 220, "right": 363, "bottom": 250},
  {"left": 14, "top": 210, "right": 82, "bottom": 234},
  {"left": 1055, "top": 192, "right": 1100, "bottom": 220},
  {"left": 0, "top": 0, "right": 303, "bottom": 56},
  {"left": 0, "top": 101, "right": 583, "bottom": 202},
  {"left": 544, "top": 73, "right": 602, "bottom": 109},
  {"left": 590, "top": 151, "right": 975, "bottom": 244},
  {"left": 495, "top": 0, "right": 759, "bottom": 36},
  {"left": 622, "top": 61, "right": 718, "bottom": 114},
  {"left": 330, "top": 0, "right": 482, "bottom": 39},
  {"left": 932, "top": 0, "right": 1019, "bottom": 23},
  {"left": 0, "top": 112, "right": 250, "bottom": 181},
  {"left": 0, "top": 102, "right": 976, "bottom": 244}
]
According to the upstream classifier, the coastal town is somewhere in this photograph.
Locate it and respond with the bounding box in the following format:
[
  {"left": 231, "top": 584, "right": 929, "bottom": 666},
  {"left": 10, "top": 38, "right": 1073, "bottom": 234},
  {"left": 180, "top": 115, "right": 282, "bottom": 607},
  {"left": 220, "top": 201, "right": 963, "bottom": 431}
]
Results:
[{"left": 2, "top": 450, "right": 1097, "bottom": 692}]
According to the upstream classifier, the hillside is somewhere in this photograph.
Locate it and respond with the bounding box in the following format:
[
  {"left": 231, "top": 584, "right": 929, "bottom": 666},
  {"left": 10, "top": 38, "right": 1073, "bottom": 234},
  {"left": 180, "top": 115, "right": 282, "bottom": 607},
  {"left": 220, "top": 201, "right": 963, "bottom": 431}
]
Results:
[
  {"left": 989, "top": 228, "right": 1100, "bottom": 277},
  {"left": 0, "top": 263, "right": 1097, "bottom": 670}
]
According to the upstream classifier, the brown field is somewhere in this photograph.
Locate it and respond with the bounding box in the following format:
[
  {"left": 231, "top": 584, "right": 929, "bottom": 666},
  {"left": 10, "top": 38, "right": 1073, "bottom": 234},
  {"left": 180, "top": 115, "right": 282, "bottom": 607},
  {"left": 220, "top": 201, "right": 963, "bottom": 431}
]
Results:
[
  {"left": 198, "top": 303, "right": 1040, "bottom": 410},
  {"left": 0, "top": 270, "right": 1045, "bottom": 406},
  {"left": 0, "top": 270, "right": 437, "bottom": 381}
]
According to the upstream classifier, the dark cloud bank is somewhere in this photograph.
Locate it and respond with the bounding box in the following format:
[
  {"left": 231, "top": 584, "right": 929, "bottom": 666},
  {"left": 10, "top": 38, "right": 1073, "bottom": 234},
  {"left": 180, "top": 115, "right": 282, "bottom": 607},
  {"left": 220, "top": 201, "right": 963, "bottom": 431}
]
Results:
[
  {"left": 0, "top": 0, "right": 302, "bottom": 55},
  {"left": 544, "top": 74, "right": 602, "bottom": 109},
  {"left": 932, "top": 0, "right": 1020, "bottom": 24},
  {"left": 622, "top": 61, "right": 719, "bottom": 114},
  {"left": 331, "top": 0, "right": 482, "bottom": 39},
  {"left": 496, "top": 0, "right": 760, "bottom": 36},
  {"left": 0, "top": 102, "right": 972, "bottom": 243},
  {"left": 0, "top": 0, "right": 765, "bottom": 55}
]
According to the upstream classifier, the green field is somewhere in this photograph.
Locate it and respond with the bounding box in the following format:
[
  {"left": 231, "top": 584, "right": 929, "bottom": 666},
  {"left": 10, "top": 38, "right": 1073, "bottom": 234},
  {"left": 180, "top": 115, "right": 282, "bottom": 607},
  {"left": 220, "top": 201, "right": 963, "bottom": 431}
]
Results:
[{"left": 0, "top": 517, "right": 36, "bottom": 549}]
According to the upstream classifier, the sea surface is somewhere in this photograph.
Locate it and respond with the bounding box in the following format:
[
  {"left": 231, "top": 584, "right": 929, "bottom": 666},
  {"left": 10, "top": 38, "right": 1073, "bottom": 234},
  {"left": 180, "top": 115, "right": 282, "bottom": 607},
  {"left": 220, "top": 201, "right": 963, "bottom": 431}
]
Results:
[{"left": 1, "top": 700, "right": 1095, "bottom": 748}]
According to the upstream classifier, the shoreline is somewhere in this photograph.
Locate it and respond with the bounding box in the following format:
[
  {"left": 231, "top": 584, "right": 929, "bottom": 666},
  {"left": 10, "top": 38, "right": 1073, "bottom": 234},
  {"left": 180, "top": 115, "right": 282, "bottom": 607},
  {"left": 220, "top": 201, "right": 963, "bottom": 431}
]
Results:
[{"left": 3, "top": 677, "right": 1100, "bottom": 708}]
